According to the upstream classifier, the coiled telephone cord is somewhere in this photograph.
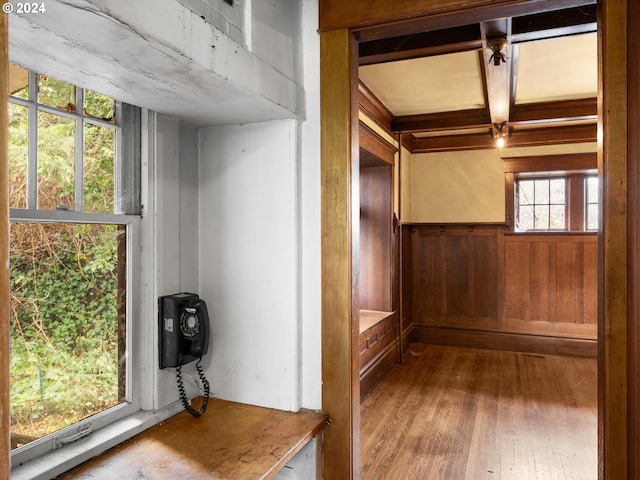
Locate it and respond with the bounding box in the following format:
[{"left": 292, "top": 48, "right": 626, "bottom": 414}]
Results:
[{"left": 176, "top": 357, "right": 210, "bottom": 417}]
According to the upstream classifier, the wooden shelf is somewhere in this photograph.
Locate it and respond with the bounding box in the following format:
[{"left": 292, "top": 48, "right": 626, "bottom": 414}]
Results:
[{"left": 59, "top": 398, "right": 326, "bottom": 480}]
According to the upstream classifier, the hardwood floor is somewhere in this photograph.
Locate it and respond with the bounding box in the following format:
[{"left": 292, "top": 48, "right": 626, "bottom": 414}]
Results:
[{"left": 360, "top": 344, "right": 597, "bottom": 480}]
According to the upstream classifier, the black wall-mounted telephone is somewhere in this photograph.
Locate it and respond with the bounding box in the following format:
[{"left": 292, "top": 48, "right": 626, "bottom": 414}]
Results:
[{"left": 158, "top": 292, "right": 211, "bottom": 416}]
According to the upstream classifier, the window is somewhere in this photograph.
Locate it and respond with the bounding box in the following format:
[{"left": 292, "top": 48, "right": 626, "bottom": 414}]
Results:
[
  {"left": 8, "top": 63, "right": 141, "bottom": 463},
  {"left": 516, "top": 177, "right": 566, "bottom": 231},
  {"left": 504, "top": 154, "right": 598, "bottom": 233}
]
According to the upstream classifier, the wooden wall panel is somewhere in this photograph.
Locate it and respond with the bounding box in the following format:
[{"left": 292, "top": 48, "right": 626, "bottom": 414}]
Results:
[
  {"left": 504, "top": 239, "right": 529, "bottom": 321},
  {"left": 583, "top": 241, "right": 598, "bottom": 325},
  {"left": 556, "top": 241, "right": 580, "bottom": 324},
  {"left": 444, "top": 235, "right": 469, "bottom": 316},
  {"left": 359, "top": 166, "right": 392, "bottom": 312},
  {"left": 529, "top": 241, "right": 553, "bottom": 322},
  {"left": 404, "top": 225, "right": 598, "bottom": 345},
  {"left": 411, "top": 228, "right": 441, "bottom": 323},
  {"left": 473, "top": 235, "right": 498, "bottom": 319}
]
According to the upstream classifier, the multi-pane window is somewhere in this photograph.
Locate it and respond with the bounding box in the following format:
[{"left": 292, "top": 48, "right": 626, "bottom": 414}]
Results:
[
  {"left": 516, "top": 178, "right": 567, "bottom": 231},
  {"left": 504, "top": 154, "right": 598, "bottom": 233},
  {"left": 8, "top": 63, "right": 141, "bottom": 460},
  {"left": 585, "top": 175, "right": 599, "bottom": 230}
]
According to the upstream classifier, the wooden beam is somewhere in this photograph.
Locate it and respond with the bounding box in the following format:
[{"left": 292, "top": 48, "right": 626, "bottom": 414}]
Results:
[
  {"left": 358, "top": 24, "right": 481, "bottom": 65},
  {"left": 511, "top": 3, "right": 597, "bottom": 42},
  {"left": 357, "top": 4, "right": 596, "bottom": 66},
  {"left": 412, "top": 131, "right": 494, "bottom": 153},
  {"left": 510, "top": 98, "right": 597, "bottom": 125},
  {"left": 502, "top": 152, "right": 596, "bottom": 172},
  {"left": 320, "top": 28, "right": 360, "bottom": 479},
  {"left": 509, "top": 123, "right": 597, "bottom": 146},
  {"left": 391, "top": 100, "right": 595, "bottom": 136},
  {"left": 392, "top": 108, "right": 491, "bottom": 133},
  {"left": 0, "top": 12, "right": 9, "bottom": 480},
  {"left": 410, "top": 123, "right": 596, "bottom": 153},
  {"left": 480, "top": 19, "right": 512, "bottom": 129},
  {"left": 347, "top": 0, "right": 596, "bottom": 42}
]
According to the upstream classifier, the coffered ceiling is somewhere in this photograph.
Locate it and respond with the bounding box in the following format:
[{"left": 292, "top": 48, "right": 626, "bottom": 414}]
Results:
[{"left": 357, "top": 3, "right": 598, "bottom": 152}]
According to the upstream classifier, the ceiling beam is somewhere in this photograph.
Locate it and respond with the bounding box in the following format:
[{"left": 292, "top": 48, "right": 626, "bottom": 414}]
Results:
[
  {"left": 511, "top": 4, "right": 597, "bottom": 42},
  {"left": 480, "top": 19, "right": 512, "bottom": 132},
  {"left": 355, "top": 0, "right": 596, "bottom": 42},
  {"left": 392, "top": 108, "right": 491, "bottom": 133},
  {"left": 359, "top": 24, "right": 481, "bottom": 65},
  {"left": 387, "top": 98, "right": 596, "bottom": 135},
  {"left": 510, "top": 98, "right": 597, "bottom": 125},
  {"left": 357, "top": 4, "right": 596, "bottom": 65},
  {"left": 410, "top": 123, "right": 596, "bottom": 153}
]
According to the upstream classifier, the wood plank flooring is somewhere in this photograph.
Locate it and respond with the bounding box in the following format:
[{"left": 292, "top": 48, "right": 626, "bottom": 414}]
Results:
[{"left": 360, "top": 344, "right": 597, "bottom": 480}]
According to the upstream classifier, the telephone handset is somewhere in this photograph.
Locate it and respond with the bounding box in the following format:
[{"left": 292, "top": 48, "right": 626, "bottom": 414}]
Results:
[{"left": 159, "top": 292, "right": 211, "bottom": 416}]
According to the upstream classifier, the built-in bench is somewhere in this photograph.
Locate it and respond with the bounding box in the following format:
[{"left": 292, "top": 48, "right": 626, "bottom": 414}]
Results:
[
  {"left": 58, "top": 398, "right": 326, "bottom": 480},
  {"left": 359, "top": 309, "right": 399, "bottom": 401}
]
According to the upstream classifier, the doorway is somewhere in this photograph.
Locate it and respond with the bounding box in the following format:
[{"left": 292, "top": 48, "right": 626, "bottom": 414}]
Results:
[{"left": 319, "top": 0, "right": 637, "bottom": 478}]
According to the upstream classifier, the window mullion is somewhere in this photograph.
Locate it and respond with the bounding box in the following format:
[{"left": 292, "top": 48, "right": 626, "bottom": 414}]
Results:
[
  {"left": 74, "top": 88, "right": 84, "bottom": 212},
  {"left": 27, "top": 70, "right": 37, "bottom": 210},
  {"left": 116, "top": 103, "right": 141, "bottom": 215},
  {"left": 568, "top": 175, "right": 585, "bottom": 231}
]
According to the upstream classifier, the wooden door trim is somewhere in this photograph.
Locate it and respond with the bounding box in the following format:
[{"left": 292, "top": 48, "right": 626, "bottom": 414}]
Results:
[
  {"left": 320, "top": 28, "right": 360, "bottom": 479},
  {"left": 626, "top": 0, "right": 640, "bottom": 476},
  {"left": 598, "top": 0, "right": 631, "bottom": 477}
]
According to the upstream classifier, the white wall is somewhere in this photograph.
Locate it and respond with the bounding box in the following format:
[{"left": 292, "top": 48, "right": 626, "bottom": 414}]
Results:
[
  {"left": 199, "top": 120, "right": 301, "bottom": 411},
  {"left": 153, "top": 115, "right": 202, "bottom": 409},
  {"left": 8, "top": 0, "right": 322, "bottom": 414},
  {"left": 251, "top": 0, "right": 303, "bottom": 85},
  {"left": 299, "top": 0, "right": 321, "bottom": 410}
]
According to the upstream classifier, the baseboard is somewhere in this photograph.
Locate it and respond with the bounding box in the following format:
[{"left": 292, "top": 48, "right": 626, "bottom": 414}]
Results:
[
  {"left": 411, "top": 325, "right": 597, "bottom": 358},
  {"left": 360, "top": 341, "right": 398, "bottom": 402},
  {"left": 400, "top": 323, "right": 414, "bottom": 357}
]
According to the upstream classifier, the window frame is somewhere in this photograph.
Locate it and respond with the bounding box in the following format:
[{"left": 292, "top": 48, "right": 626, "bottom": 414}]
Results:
[
  {"left": 504, "top": 153, "right": 598, "bottom": 233},
  {"left": 8, "top": 65, "right": 145, "bottom": 467}
]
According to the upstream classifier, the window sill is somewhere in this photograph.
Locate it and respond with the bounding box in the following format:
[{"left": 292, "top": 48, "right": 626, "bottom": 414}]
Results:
[{"left": 11, "top": 401, "right": 186, "bottom": 480}]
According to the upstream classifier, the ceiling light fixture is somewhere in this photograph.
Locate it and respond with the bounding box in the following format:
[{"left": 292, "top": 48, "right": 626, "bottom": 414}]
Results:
[
  {"left": 487, "top": 38, "right": 507, "bottom": 66},
  {"left": 493, "top": 122, "right": 508, "bottom": 148}
]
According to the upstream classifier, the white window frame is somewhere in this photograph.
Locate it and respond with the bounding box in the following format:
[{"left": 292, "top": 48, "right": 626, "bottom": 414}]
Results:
[{"left": 8, "top": 67, "right": 151, "bottom": 472}]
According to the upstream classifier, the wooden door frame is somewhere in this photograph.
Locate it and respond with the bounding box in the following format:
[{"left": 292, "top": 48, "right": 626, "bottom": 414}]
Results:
[{"left": 320, "top": 0, "right": 638, "bottom": 478}]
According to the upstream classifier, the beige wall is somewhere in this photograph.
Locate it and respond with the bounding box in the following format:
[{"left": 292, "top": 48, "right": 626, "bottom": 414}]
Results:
[{"left": 404, "top": 142, "right": 597, "bottom": 223}]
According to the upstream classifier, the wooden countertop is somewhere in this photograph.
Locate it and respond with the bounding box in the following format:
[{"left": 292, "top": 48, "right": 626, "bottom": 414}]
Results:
[{"left": 58, "top": 398, "right": 326, "bottom": 480}]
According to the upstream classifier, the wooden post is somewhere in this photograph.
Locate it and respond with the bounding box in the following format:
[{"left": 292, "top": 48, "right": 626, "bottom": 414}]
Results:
[
  {"left": 626, "top": 0, "right": 640, "bottom": 477},
  {"left": 0, "top": 10, "right": 11, "bottom": 478},
  {"left": 599, "top": 0, "right": 630, "bottom": 477},
  {"left": 320, "top": 28, "right": 360, "bottom": 479}
]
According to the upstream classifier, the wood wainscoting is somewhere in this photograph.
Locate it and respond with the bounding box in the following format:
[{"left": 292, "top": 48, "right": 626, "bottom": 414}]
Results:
[{"left": 403, "top": 224, "right": 597, "bottom": 357}]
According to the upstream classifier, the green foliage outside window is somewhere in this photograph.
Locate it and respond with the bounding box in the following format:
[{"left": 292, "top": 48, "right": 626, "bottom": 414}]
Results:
[{"left": 9, "top": 74, "right": 123, "bottom": 448}]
